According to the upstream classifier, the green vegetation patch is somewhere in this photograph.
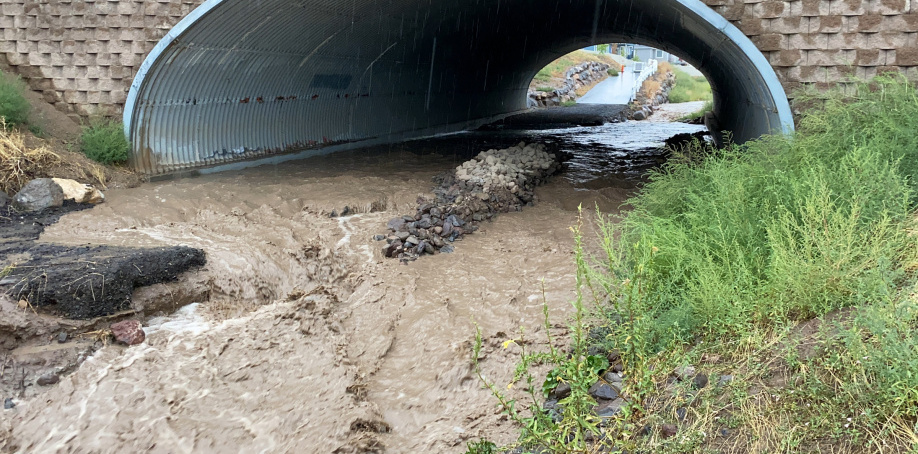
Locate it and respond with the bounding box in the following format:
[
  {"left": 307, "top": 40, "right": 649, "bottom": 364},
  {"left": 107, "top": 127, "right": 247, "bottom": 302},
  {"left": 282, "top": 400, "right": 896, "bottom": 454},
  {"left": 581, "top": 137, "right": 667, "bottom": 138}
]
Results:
[
  {"left": 668, "top": 67, "right": 713, "bottom": 103},
  {"left": 0, "top": 71, "right": 30, "bottom": 127},
  {"left": 470, "top": 76, "right": 918, "bottom": 452},
  {"left": 80, "top": 120, "right": 131, "bottom": 165}
]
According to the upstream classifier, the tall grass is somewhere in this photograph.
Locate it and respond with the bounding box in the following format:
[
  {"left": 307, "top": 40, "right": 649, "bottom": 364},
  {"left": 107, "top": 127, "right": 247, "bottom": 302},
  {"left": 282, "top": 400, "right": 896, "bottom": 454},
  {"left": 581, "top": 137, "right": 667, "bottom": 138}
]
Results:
[
  {"left": 582, "top": 75, "right": 918, "bottom": 449},
  {"left": 603, "top": 76, "right": 918, "bottom": 350},
  {"left": 668, "top": 67, "right": 712, "bottom": 103},
  {"left": 473, "top": 76, "right": 918, "bottom": 452},
  {"left": 0, "top": 70, "right": 30, "bottom": 127}
]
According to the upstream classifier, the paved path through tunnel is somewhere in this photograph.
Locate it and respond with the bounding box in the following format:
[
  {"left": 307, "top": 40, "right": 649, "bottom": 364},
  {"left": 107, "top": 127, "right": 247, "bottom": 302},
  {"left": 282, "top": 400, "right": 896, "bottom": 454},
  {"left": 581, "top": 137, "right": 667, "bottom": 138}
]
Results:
[{"left": 577, "top": 69, "right": 636, "bottom": 105}]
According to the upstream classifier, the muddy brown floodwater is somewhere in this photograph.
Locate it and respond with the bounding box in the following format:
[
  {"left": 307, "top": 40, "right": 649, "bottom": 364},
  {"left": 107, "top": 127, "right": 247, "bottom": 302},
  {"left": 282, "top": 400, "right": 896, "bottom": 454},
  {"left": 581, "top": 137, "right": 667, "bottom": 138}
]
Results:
[{"left": 1, "top": 118, "right": 705, "bottom": 453}]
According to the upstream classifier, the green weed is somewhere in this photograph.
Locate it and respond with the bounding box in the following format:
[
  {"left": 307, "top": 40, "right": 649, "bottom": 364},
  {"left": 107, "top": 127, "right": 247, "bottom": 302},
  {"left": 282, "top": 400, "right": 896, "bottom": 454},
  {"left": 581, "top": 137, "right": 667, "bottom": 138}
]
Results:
[
  {"left": 80, "top": 119, "right": 130, "bottom": 165},
  {"left": 0, "top": 71, "right": 30, "bottom": 127}
]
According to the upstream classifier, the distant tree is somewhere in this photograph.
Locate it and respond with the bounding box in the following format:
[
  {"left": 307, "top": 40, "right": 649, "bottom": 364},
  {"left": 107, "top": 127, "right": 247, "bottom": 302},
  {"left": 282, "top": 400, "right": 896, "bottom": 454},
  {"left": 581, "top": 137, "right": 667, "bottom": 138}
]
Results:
[{"left": 596, "top": 44, "right": 610, "bottom": 54}]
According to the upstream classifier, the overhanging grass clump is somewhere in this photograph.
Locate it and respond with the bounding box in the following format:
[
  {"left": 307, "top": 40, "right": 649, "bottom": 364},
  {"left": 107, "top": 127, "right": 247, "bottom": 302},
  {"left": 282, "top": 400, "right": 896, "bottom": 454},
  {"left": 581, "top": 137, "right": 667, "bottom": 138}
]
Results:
[{"left": 80, "top": 119, "right": 130, "bottom": 165}]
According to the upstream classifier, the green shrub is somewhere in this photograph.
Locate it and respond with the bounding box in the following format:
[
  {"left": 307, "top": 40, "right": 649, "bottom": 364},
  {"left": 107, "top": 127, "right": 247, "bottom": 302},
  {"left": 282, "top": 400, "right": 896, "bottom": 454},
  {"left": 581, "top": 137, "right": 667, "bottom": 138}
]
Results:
[
  {"left": 80, "top": 120, "right": 131, "bottom": 164},
  {"left": 0, "top": 71, "right": 30, "bottom": 127},
  {"left": 607, "top": 66, "right": 619, "bottom": 77}
]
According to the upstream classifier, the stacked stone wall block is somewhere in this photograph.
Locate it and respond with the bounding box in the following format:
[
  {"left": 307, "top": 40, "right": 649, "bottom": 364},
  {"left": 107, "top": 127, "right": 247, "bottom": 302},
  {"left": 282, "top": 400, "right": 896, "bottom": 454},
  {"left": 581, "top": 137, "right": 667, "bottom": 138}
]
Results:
[
  {"left": 1, "top": 0, "right": 203, "bottom": 119},
  {"left": 0, "top": 0, "right": 916, "bottom": 120}
]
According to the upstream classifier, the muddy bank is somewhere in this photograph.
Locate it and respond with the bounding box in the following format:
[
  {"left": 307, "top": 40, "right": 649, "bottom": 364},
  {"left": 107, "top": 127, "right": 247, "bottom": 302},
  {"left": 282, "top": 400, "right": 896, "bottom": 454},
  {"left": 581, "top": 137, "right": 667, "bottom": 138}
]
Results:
[{"left": 1, "top": 203, "right": 205, "bottom": 319}]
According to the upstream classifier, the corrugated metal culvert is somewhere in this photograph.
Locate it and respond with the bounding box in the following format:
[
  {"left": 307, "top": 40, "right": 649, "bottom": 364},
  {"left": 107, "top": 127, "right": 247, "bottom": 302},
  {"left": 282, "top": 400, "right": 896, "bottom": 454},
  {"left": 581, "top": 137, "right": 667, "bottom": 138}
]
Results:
[{"left": 124, "top": 0, "right": 793, "bottom": 175}]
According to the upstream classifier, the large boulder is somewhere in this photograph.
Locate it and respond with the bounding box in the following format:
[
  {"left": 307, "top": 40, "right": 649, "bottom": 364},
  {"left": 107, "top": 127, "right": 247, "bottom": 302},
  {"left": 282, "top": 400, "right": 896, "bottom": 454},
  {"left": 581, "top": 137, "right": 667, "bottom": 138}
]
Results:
[
  {"left": 51, "top": 178, "right": 104, "bottom": 204},
  {"left": 13, "top": 178, "right": 64, "bottom": 212}
]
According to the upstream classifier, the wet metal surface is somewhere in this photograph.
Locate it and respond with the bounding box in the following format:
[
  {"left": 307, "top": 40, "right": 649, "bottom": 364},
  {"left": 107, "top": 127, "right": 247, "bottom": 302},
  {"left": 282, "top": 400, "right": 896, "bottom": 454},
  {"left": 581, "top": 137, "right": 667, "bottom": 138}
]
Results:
[{"left": 125, "top": 0, "right": 790, "bottom": 175}]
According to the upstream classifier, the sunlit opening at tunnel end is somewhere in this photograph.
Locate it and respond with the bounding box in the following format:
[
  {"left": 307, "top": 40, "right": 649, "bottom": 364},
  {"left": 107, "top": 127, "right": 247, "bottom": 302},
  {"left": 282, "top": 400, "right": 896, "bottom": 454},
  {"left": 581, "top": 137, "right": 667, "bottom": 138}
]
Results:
[{"left": 123, "top": 0, "right": 793, "bottom": 175}]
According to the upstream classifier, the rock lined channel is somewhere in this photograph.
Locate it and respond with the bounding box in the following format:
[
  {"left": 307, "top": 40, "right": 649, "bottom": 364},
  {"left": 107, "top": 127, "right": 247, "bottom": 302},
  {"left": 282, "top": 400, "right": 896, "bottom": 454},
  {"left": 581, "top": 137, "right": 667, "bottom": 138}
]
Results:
[{"left": 380, "top": 142, "right": 565, "bottom": 261}]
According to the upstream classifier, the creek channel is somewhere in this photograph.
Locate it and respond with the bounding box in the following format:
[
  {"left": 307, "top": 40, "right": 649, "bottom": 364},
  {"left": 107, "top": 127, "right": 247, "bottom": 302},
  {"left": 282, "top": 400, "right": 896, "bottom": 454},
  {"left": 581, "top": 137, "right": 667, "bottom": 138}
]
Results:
[{"left": 2, "top": 116, "right": 705, "bottom": 453}]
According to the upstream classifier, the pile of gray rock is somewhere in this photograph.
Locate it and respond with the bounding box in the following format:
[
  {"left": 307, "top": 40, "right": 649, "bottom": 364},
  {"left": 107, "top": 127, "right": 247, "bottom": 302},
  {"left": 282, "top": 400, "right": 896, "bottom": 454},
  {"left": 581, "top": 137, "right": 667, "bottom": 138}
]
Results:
[
  {"left": 528, "top": 61, "right": 611, "bottom": 107},
  {"left": 630, "top": 70, "right": 676, "bottom": 121},
  {"left": 2, "top": 178, "right": 104, "bottom": 212},
  {"left": 379, "top": 142, "right": 564, "bottom": 261}
]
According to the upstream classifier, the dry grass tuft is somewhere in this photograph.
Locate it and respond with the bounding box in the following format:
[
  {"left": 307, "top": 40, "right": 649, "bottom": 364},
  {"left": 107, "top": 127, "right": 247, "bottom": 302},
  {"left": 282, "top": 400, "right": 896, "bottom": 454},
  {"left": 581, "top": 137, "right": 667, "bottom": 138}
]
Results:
[
  {"left": 641, "top": 79, "right": 662, "bottom": 99},
  {"left": 0, "top": 119, "right": 60, "bottom": 194}
]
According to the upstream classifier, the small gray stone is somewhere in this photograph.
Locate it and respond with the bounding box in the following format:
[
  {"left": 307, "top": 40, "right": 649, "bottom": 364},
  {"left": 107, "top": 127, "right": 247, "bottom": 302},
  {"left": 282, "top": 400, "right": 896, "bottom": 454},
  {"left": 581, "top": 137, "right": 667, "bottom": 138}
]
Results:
[
  {"left": 589, "top": 382, "right": 619, "bottom": 401},
  {"left": 603, "top": 371, "right": 622, "bottom": 383},
  {"left": 551, "top": 382, "right": 571, "bottom": 400},
  {"left": 405, "top": 235, "right": 419, "bottom": 246},
  {"left": 445, "top": 214, "right": 465, "bottom": 227},
  {"left": 396, "top": 231, "right": 410, "bottom": 241},
  {"left": 632, "top": 110, "right": 646, "bottom": 121},
  {"left": 673, "top": 365, "right": 697, "bottom": 381},
  {"left": 3, "top": 398, "right": 13, "bottom": 409},
  {"left": 0, "top": 191, "right": 8, "bottom": 208},
  {"left": 676, "top": 407, "right": 687, "bottom": 422},
  {"left": 373, "top": 234, "right": 386, "bottom": 241},
  {"left": 692, "top": 373, "right": 709, "bottom": 389},
  {"left": 387, "top": 217, "right": 406, "bottom": 232},
  {"left": 595, "top": 397, "right": 624, "bottom": 418},
  {"left": 429, "top": 207, "right": 442, "bottom": 218},
  {"left": 36, "top": 373, "right": 59, "bottom": 386},
  {"left": 57, "top": 332, "right": 68, "bottom": 343},
  {"left": 717, "top": 375, "right": 734, "bottom": 387},
  {"left": 542, "top": 399, "right": 559, "bottom": 411},
  {"left": 440, "top": 245, "right": 455, "bottom": 254}
]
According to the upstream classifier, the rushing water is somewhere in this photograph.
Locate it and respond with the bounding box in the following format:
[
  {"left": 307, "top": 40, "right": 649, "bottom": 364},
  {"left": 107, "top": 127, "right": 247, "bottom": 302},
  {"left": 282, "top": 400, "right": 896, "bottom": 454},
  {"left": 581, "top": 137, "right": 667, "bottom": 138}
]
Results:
[{"left": 5, "top": 117, "right": 706, "bottom": 453}]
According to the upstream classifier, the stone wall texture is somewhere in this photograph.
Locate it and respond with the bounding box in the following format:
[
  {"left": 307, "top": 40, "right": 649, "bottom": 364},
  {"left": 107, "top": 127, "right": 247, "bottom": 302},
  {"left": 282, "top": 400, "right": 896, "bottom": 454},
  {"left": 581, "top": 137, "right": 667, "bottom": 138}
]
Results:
[
  {"left": 0, "top": 0, "right": 203, "bottom": 120},
  {"left": 1, "top": 0, "right": 917, "bottom": 121}
]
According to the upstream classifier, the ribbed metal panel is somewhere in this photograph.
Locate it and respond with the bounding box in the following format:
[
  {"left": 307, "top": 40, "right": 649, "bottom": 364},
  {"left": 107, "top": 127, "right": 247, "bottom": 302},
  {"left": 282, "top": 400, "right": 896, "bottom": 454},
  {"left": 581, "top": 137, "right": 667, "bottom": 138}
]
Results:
[{"left": 125, "top": 0, "right": 793, "bottom": 175}]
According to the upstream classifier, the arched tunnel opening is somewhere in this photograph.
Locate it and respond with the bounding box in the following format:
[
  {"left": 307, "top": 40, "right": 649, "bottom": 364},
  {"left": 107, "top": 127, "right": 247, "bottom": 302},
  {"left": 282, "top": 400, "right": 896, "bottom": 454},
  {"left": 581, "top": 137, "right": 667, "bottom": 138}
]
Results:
[{"left": 124, "top": 0, "right": 793, "bottom": 175}]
